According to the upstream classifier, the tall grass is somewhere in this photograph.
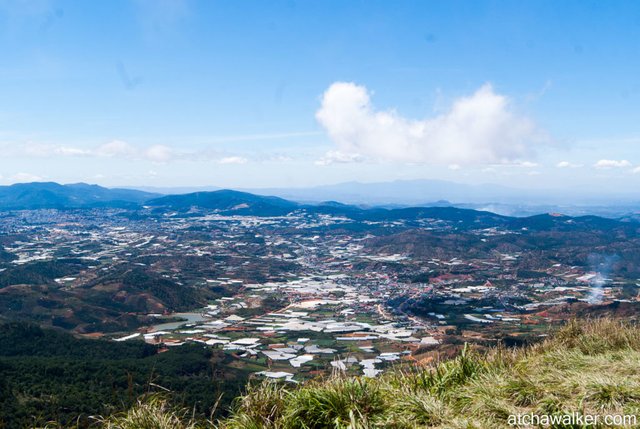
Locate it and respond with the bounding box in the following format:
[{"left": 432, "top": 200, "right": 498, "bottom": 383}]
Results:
[
  {"left": 38, "top": 319, "right": 640, "bottom": 428},
  {"left": 94, "top": 394, "right": 210, "bottom": 429},
  {"left": 282, "top": 377, "right": 385, "bottom": 428},
  {"left": 221, "top": 318, "right": 640, "bottom": 428},
  {"left": 223, "top": 381, "right": 288, "bottom": 429}
]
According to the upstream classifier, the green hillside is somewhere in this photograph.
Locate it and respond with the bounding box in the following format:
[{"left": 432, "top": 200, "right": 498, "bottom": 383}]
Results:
[
  {"left": 0, "top": 323, "right": 250, "bottom": 429},
  {"left": 38, "top": 318, "right": 640, "bottom": 428}
]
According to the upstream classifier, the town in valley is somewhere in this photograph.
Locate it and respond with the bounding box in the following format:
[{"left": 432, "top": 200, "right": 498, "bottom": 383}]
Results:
[{"left": 2, "top": 186, "right": 638, "bottom": 384}]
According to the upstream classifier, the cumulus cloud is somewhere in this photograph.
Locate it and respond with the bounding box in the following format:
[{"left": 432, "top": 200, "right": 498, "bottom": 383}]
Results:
[
  {"left": 1, "top": 140, "right": 261, "bottom": 166},
  {"left": 512, "top": 161, "right": 538, "bottom": 168},
  {"left": 314, "top": 150, "right": 365, "bottom": 166},
  {"left": 55, "top": 146, "right": 90, "bottom": 156},
  {"left": 9, "top": 172, "right": 44, "bottom": 183},
  {"left": 315, "top": 82, "right": 543, "bottom": 165},
  {"left": 217, "top": 156, "right": 248, "bottom": 165},
  {"left": 593, "top": 159, "right": 632, "bottom": 169},
  {"left": 26, "top": 140, "right": 171, "bottom": 163},
  {"left": 97, "top": 140, "right": 173, "bottom": 162},
  {"left": 144, "top": 145, "right": 173, "bottom": 163},
  {"left": 95, "top": 140, "right": 137, "bottom": 157},
  {"left": 556, "top": 161, "right": 582, "bottom": 168},
  {"left": 265, "top": 154, "right": 294, "bottom": 163},
  {"left": 22, "top": 144, "right": 90, "bottom": 157},
  {"left": 7, "top": 140, "right": 174, "bottom": 162}
]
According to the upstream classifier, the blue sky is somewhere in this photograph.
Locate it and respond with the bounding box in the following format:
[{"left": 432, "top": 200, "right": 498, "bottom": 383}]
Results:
[{"left": 0, "top": 0, "right": 639, "bottom": 191}]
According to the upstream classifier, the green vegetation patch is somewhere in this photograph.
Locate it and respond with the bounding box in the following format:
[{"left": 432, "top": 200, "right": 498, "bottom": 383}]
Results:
[
  {"left": 80, "top": 319, "right": 640, "bottom": 428},
  {"left": 0, "top": 323, "right": 250, "bottom": 429}
]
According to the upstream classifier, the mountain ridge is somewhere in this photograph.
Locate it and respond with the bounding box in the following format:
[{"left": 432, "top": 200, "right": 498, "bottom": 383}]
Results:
[
  {"left": 0, "top": 182, "right": 637, "bottom": 233},
  {"left": 145, "top": 188, "right": 637, "bottom": 232},
  {"left": 0, "top": 182, "right": 159, "bottom": 209}
]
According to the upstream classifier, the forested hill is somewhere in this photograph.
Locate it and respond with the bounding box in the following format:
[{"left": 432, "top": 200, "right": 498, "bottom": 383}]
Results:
[
  {"left": 0, "top": 182, "right": 157, "bottom": 209},
  {"left": 0, "top": 323, "right": 250, "bottom": 428}
]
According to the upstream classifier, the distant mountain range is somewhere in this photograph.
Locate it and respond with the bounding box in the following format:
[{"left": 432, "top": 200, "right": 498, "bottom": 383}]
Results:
[
  {"left": 0, "top": 182, "right": 158, "bottom": 209},
  {"left": 1, "top": 181, "right": 639, "bottom": 221},
  {"left": 131, "top": 179, "right": 530, "bottom": 205},
  {"left": 249, "top": 180, "right": 521, "bottom": 205},
  {"left": 144, "top": 187, "right": 637, "bottom": 233},
  {"left": 134, "top": 179, "right": 640, "bottom": 217}
]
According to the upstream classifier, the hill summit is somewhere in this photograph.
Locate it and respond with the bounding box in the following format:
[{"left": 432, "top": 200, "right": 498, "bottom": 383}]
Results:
[{"left": 146, "top": 189, "right": 299, "bottom": 215}]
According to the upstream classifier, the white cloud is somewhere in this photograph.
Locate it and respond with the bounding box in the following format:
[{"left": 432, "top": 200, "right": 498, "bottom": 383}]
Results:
[
  {"left": 556, "top": 161, "right": 582, "bottom": 168},
  {"left": 633, "top": 166, "right": 640, "bottom": 174},
  {"left": 217, "top": 156, "right": 248, "bottom": 165},
  {"left": 512, "top": 161, "right": 538, "bottom": 168},
  {"left": 55, "top": 146, "right": 90, "bottom": 156},
  {"left": 95, "top": 140, "right": 137, "bottom": 157},
  {"left": 0, "top": 140, "right": 263, "bottom": 166},
  {"left": 448, "top": 164, "right": 461, "bottom": 171},
  {"left": 9, "top": 172, "right": 44, "bottom": 183},
  {"left": 521, "top": 161, "right": 538, "bottom": 168},
  {"left": 207, "top": 131, "right": 321, "bottom": 143},
  {"left": 314, "top": 150, "right": 365, "bottom": 166},
  {"left": 21, "top": 143, "right": 90, "bottom": 157},
  {"left": 316, "top": 82, "right": 542, "bottom": 165},
  {"left": 593, "top": 159, "right": 632, "bottom": 169},
  {"left": 266, "top": 154, "right": 294, "bottom": 163},
  {"left": 144, "top": 145, "right": 173, "bottom": 163}
]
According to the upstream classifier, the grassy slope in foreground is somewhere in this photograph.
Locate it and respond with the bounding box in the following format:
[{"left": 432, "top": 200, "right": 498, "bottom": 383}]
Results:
[{"left": 47, "top": 319, "right": 640, "bottom": 428}]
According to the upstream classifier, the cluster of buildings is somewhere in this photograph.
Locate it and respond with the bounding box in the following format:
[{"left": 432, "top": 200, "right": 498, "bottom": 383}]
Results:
[{"left": 1, "top": 208, "right": 636, "bottom": 381}]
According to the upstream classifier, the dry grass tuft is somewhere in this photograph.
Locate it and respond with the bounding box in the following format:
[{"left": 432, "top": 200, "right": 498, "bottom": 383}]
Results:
[{"left": 38, "top": 318, "right": 640, "bottom": 428}]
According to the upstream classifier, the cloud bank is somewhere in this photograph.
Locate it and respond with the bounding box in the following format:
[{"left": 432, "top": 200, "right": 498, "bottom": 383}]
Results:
[
  {"left": 556, "top": 161, "right": 582, "bottom": 168},
  {"left": 315, "top": 82, "right": 543, "bottom": 165},
  {"left": 593, "top": 159, "right": 632, "bottom": 169},
  {"left": 2, "top": 140, "right": 251, "bottom": 165}
]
